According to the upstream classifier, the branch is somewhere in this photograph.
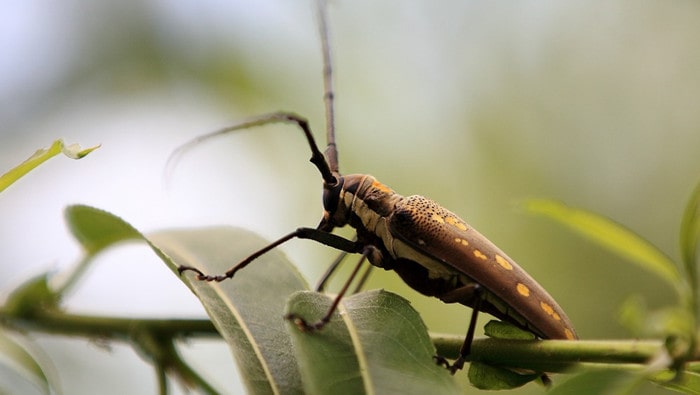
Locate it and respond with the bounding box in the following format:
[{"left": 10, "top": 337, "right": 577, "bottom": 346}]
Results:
[
  {"left": 0, "top": 308, "right": 218, "bottom": 340},
  {"left": 432, "top": 333, "right": 678, "bottom": 372},
  {"left": 1, "top": 307, "right": 221, "bottom": 393}
]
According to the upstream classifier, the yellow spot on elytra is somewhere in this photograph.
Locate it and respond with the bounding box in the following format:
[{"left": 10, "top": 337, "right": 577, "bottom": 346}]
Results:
[
  {"left": 454, "top": 237, "right": 469, "bottom": 246},
  {"left": 431, "top": 214, "right": 445, "bottom": 224},
  {"left": 473, "top": 250, "right": 487, "bottom": 260},
  {"left": 552, "top": 312, "right": 561, "bottom": 321},
  {"left": 516, "top": 283, "right": 530, "bottom": 297},
  {"left": 540, "top": 301, "right": 554, "bottom": 315},
  {"left": 564, "top": 329, "right": 575, "bottom": 340},
  {"left": 495, "top": 254, "right": 513, "bottom": 270},
  {"left": 444, "top": 216, "right": 468, "bottom": 230}
]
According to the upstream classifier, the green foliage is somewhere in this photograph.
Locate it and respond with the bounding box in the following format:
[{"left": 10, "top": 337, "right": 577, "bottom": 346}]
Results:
[
  {"left": 0, "top": 331, "right": 51, "bottom": 395},
  {"left": 526, "top": 184, "right": 700, "bottom": 392},
  {"left": 483, "top": 320, "right": 537, "bottom": 341},
  {"left": 152, "top": 227, "right": 309, "bottom": 394},
  {"left": 0, "top": 141, "right": 98, "bottom": 395},
  {"left": 524, "top": 200, "right": 681, "bottom": 290},
  {"left": 468, "top": 362, "right": 541, "bottom": 391},
  {"left": 0, "top": 139, "right": 99, "bottom": 194},
  {"left": 1, "top": 140, "right": 700, "bottom": 393},
  {"left": 3, "top": 275, "right": 58, "bottom": 319},
  {"left": 286, "top": 290, "right": 460, "bottom": 395}
]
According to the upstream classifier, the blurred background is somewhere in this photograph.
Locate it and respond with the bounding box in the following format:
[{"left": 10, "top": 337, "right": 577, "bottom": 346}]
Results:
[{"left": 1, "top": 0, "right": 699, "bottom": 393}]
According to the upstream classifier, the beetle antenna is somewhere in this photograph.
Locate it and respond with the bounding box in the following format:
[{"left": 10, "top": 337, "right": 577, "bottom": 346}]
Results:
[
  {"left": 317, "top": 0, "right": 339, "bottom": 173},
  {"left": 165, "top": 112, "right": 336, "bottom": 185}
]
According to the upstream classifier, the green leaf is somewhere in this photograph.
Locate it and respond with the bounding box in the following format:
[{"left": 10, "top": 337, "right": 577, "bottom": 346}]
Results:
[
  {"left": 65, "top": 205, "right": 142, "bottom": 255},
  {"left": 619, "top": 295, "right": 695, "bottom": 338},
  {"left": 149, "top": 228, "right": 309, "bottom": 395},
  {"left": 618, "top": 294, "right": 648, "bottom": 336},
  {"left": 525, "top": 199, "right": 680, "bottom": 290},
  {"left": 470, "top": 322, "right": 540, "bottom": 390},
  {"left": 484, "top": 320, "right": 536, "bottom": 340},
  {"left": 0, "top": 332, "right": 51, "bottom": 395},
  {"left": 62, "top": 205, "right": 311, "bottom": 393},
  {"left": 680, "top": 182, "right": 700, "bottom": 297},
  {"left": 56, "top": 205, "right": 146, "bottom": 296},
  {"left": 4, "top": 275, "right": 59, "bottom": 318},
  {"left": 284, "top": 291, "right": 364, "bottom": 395},
  {"left": 652, "top": 370, "right": 700, "bottom": 395},
  {"left": 285, "top": 290, "right": 460, "bottom": 395},
  {"left": 0, "top": 139, "right": 99, "bottom": 193},
  {"left": 468, "top": 362, "right": 541, "bottom": 390},
  {"left": 549, "top": 369, "right": 641, "bottom": 395}
]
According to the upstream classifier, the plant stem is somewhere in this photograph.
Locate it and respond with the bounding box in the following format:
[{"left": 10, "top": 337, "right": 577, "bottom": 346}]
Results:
[
  {"left": 2, "top": 306, "right": 692, "bottom": 383},
  {"left": 432, "top": 333, "right": 667, "bottom": 372},
  {"left": 1, "top": 307, "right": 221, "bottom": 393},
  {"left": 0, "top": 308, "right": 218, "bottom": 340}
]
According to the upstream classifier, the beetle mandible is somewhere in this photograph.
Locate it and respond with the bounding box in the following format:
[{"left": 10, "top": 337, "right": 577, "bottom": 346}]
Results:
[{"left": 174, "top": 0, "right": 577, "bottom": 373}]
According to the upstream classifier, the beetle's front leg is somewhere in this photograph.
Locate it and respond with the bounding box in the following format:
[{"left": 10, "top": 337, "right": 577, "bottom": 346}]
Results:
[{"left": 178, "top": 227, "right": 363, "bottom": 282}]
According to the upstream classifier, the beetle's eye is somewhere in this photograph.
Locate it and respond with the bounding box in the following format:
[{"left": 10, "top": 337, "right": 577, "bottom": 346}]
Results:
[
  {"left": 322, "top": 177, "right": 343, "bottom": 211},
  {"left": 326, "top": 175, "right": 339, "bottom": 187}
]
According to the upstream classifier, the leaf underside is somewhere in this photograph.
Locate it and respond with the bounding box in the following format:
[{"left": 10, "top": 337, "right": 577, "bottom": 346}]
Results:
[{"left": 150, "top": 228, "right": 309, "bottom": 395}]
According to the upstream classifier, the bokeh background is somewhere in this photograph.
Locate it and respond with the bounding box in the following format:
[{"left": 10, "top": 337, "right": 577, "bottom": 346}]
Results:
[{"left": 2, "top": 0, "right": 699, "bottom": 393}]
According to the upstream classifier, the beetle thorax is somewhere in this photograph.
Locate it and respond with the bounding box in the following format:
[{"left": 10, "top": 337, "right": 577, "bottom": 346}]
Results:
[{"left": 320, "top": 174, "right": 402, "bottom": 232}]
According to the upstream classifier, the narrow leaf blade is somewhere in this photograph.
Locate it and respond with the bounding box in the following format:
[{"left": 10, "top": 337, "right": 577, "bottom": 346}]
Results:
[
  {"left": 0, "top": 139, "right": 99, "bottom": 193},
  {"left": 0, "top": 332, "right": 51, "bottom": 395},
  {"left": 680, "top": 182, "right": 700, "bottom": 296},
  {"left": 549, "top": 369, "right": 641, "bottom": 395},
  {"left": 150, "top": 228, "right": 309, "bottom": 395},
  {"left": 654, "top": 370, "right": 700, "bottom": 395},
  {"left": 525, "top": 199, "right": 680, "bottom": 288}
]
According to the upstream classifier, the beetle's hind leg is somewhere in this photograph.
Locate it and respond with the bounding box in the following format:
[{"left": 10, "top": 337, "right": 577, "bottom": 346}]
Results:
[{"left": 433, "top": 284, "right": 484, "bottom": 374}]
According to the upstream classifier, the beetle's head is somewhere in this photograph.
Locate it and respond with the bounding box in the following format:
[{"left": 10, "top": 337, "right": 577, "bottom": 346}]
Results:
[{"left": 318, "top": 172, "right": 346, "bottom": 231}]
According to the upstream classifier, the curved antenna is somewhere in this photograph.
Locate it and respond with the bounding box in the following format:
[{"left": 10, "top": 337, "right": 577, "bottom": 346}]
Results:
[
  {"left": 165, "top": 112, "right": 336, "bottom": 185},
  {"left": 317, "top": 0, "right": 339, "bottom": 173}
]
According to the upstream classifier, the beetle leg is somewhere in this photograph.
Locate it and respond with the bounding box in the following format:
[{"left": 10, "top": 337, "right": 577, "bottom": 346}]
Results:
[
  {"left": 179, "top": 227, "right": 362, "bottom": 282},
  {"left": 315, "top": 250, "right": 348, "bottom": 291},
  {"left": 438, "top": 281, "right": 481, "bottom": 305},
  {"left": 286, "top": 245, "right": 376, "bottom": 331},
  {"left": 315, "top": 234, "right": 360, "bottom": 291},
  {"left": 351, "top": 264, "right": 373, "bottom": 294},
  {"left": 315, "top": 236, "right": 374, "bottom": 294},
  {"left": 434, "top": 283, "right": 484, "bottom": 374}
]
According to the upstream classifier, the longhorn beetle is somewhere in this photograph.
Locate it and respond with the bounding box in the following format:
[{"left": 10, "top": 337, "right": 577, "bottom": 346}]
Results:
[{"left": 174, "top": 0, "right": 577, "bottom": 374}]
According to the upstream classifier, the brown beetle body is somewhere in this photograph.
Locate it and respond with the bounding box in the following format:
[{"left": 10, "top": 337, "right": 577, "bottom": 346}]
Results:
[{"left": 321, "top": 173, "right": 576, "bottom": 341}]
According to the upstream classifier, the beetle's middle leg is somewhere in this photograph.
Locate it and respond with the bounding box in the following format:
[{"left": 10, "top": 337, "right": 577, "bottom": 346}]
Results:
[
  {"left": 315, "top": 242, "right": 374, "bottom": 294},
  {"left": 286, "top": 245, "right": 377, "bottom": 331}
]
